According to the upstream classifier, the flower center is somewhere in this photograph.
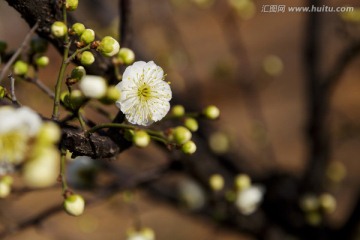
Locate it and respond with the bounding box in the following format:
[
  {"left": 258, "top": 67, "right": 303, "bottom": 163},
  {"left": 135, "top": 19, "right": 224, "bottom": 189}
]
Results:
[{"left": 137, "top": 84, "right": 151, "bottom": 100}]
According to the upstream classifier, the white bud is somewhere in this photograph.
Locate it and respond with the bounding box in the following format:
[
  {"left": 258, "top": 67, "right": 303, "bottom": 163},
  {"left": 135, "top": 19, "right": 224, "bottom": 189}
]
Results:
[{"left": 64, "top": 194, "right": 85, "bottom": 216}]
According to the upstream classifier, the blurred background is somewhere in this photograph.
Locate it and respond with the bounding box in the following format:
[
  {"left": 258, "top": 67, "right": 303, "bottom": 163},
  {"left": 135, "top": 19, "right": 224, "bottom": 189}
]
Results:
[{"left": 0, "top": 0, "right": 360, "bottom": 239}]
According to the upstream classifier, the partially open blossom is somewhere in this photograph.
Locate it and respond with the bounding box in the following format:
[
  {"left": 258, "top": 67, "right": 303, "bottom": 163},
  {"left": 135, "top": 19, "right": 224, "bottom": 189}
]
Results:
[
  {"left": 79, "top": 75, "right": 107, "bottom": 99},
  {"left": 116, "top": 61, "right": 172, "bottom": 126},
  {"left": 235, "top": 185, "right": 265, "bottom": 215},
  {"left": 98, "top": 36, "right": 120, "bottom": 57},
  {"left": 0, "top": 106, "right": 42, "bottom": 165}
]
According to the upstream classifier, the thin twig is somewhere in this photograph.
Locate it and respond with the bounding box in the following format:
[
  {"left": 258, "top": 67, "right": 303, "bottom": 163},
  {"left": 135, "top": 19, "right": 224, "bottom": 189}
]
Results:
[
  {"left": 25, "top": 76, "right": 55, "bottom": 99},
  {"left": 0, "top": 22, "right": 39, "bottom": 83},
  {"left": 8, "top": 74, "right": 19, "bottom": 105}
]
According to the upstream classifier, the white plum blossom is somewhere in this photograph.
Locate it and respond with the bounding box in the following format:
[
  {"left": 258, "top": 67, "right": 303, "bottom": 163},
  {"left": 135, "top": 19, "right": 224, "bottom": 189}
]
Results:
[
  {"left": 235, "top": 185, "right": 265, "bottom": 215},
  {"left": 116, "top": 61, "right": 172, "bottom": 126},
  {"left": 0, "top": 106, "right": 42, "bottom": 165},
  {"left": 79, "top": 75, "right": 107, "bottom": 99}
]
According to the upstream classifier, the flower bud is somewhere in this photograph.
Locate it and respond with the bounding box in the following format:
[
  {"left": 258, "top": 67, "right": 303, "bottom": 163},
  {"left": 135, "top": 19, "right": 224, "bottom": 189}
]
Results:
[
  {"left": 0, "top": 86, "right": 6, "bottom": 99},
  {"left": 66, "top": 0, "right": 78, "bottom": 11},
  {"left": 80, "top": 29, "right": 95, "bottom": 44},
  {"left": 69, "top": 89, "right": 86, "bottom": 109},
  {"left": 61, "top": 91, "right": 71, "bottom": 109},
  {"left": 0, "top": 176, "right": 13, "bottom": 198},
  {"left": 209, "top": 131, "right": 230, "bottom": 154},
  {"left": 99, "top": 86, "right": 121, "bottom": 104},
  {"left": 234, "top": 174, "right": 251, "bottom": 192},
  {"left": 209, "top": 174, "right": 225, "bottom": 191},
  {"left": 51, "top": 21, "right": 68, "bottom": 38},
  {"left": 203, "top": 105, "right": 220, "bottom": 119},
  {"left": 181, "top": 140, "right": 197, "bottom": 155},
  {"left": 79, "top": 75, "right": 107, "bottom": 99},
  {"left": 117, "top": 48, "right": 135, "bottom": 65},
  {"left": 98, "top": 36, "right": 120, "bottom": 57},
  {"left": 133, "top": 130, "right": 150, "bottom": 148},
  {"left": 30, "top": 37, "right": 48, "bottom": 53},
  {"left": 13, "top": 60, "right": 29, "bottom": 76},
  {"left": 35, "top": 56, "right": 49, "bottom": 67},
  {"left": 184, "top": 117, "right": 198, "bottom": 132},
  {"left": 319, "top": 193, "right": 336, "bottom": 214},
  {"left": 37, "top": 121, "right": 61, "bottom": 144},
  {"left": 23, "top": 147, "right": 60, "bottom": 188},
  {"left": 64, "top": 194, "right": 85, "bottom": 216},
  {"left": 71, "top": 23, "right": 85, "bottom": 36},
  {"left": 0, "top": 181, "right": 11, "bottom": 198},
  {"left": 70, "top": 66, "right": 86, "bottom": 81},
  {"left": 172, "top": 126, "right": 192, "bottom": 145},
  {"left": 0, "top": 41, "right": 7, "bottom": 54},
  {"left": 80, "top": 51, "right": 95, "bottom": 66},
  {"left": 171, "top": 105, "right": 185, "bottom": 117},
  {"left": 262, "top": 55, "right": 283, "bottom": 77},
  {"left": 300, "top": 194, "right": 319, "bottom": 212}
]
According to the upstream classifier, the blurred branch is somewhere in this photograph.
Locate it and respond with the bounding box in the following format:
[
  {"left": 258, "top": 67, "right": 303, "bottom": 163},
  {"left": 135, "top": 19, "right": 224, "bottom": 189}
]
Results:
[
  {"left": 0, "top": 21, "right": 38, "bottom": 83},
  {"left": 301, "top": 0, "right": 330, "bottom": 192}
]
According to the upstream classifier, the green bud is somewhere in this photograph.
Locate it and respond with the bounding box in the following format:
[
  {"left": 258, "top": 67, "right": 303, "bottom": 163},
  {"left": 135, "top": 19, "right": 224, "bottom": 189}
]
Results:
[
  {"left": 173, "top": 126, "right": 192, "bottom": 145},
  {"left": 203, "top": 105, "right": 220, "bottom": 119},
  {"left": 98, "top": 36, "right": 120, "bottom": 57},
  {"left": 0, "top": 86, "right": 6, "bottom": 99},
  {"left": 35, "top": 56, "right": 49, "bottom": 67},
  {"left": 66, "top": 0, "right": 78, "bottom": 11},
  {"left": 30, "top": 37, "right": 48, "bottom": 53},
  {"left": 13, "top": 60, "right": 29, "bottom": 76},
  {"left": 51, "top": 21, "right": 68, "bottom": 38},
  {"left": 184, "top": 118, "right": 198, "bottom": 132},
  {"left": 80, "top": 51, "right": 95, "bottom": 65},
  {"left": 1, "top": 176, "right": 13, "bottom": 185},
  {"left": 70, "top": 66, "right": 86, "bottom": 81},
  {"left": 61, "top": 91, "right": 70, "bottom": 106},
  {"left": 99, "top": 86, "right": 121, "bottom": 105},
  {"left": 71, "top": 23, "right": 85, "bottom": 36},
  {"left": 209, "top": 174, "right": 225, "bottom": 191},
  {"left": 0, "top": 41, "right": 7, "bottom": 54},
  {"left": 69, "top": 89, "right": 86, "bottom": 109},
  {"left": 133, "top": 130, "right": 151, "bottom": 148},
  {"left": 117, "top": 48, "right": 135, "bottom": 65},
  {"left": 64, "top": 194, "right": 85, "bottom": 216},
  {"left": 80, "top": 29, "right": 95, "bottom": 44},
  {"left": 171, "top": 105, "right": 185, "bottom": 117},
  {"left": 262, "top": 55, "right": 283, "bottom": 77},
  {"left": 181, "top": 140, "right": 197, "bottom": 155}
]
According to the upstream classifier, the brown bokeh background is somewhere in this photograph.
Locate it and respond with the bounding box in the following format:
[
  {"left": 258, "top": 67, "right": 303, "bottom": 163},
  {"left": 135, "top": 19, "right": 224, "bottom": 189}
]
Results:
[{"left": 0, "top": 0, "right": 359, "bottom": 239}]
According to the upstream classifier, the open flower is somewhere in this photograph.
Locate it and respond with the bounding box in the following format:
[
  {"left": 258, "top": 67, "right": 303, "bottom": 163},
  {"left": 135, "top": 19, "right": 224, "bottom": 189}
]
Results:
[
  {"left": 116, "top": 61, "right": 172, "bottom": 126},
  {"left": 0, "top": 106, "right": 42, "bottom": 165}
]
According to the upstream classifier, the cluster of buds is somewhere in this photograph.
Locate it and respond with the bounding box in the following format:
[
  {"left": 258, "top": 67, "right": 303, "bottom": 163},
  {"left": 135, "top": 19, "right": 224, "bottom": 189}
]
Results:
[
  {"left": 223, "top": 174, "right": 265, "bottom": 215},
  {"left": 299, "top": 192, "right": 337, "bottom": 226}
]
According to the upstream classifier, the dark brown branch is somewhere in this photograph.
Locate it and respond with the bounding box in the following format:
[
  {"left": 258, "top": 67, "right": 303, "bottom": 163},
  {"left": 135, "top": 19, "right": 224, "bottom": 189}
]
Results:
[
  {"left": 118, "top": 0, "right": 132, "bottom": 47},
  {"left": 60, "top": 128, "right": 121, "bottom": 159},
  {"left": 4, "top": 0, "right": 115, "bottom": 82}
]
